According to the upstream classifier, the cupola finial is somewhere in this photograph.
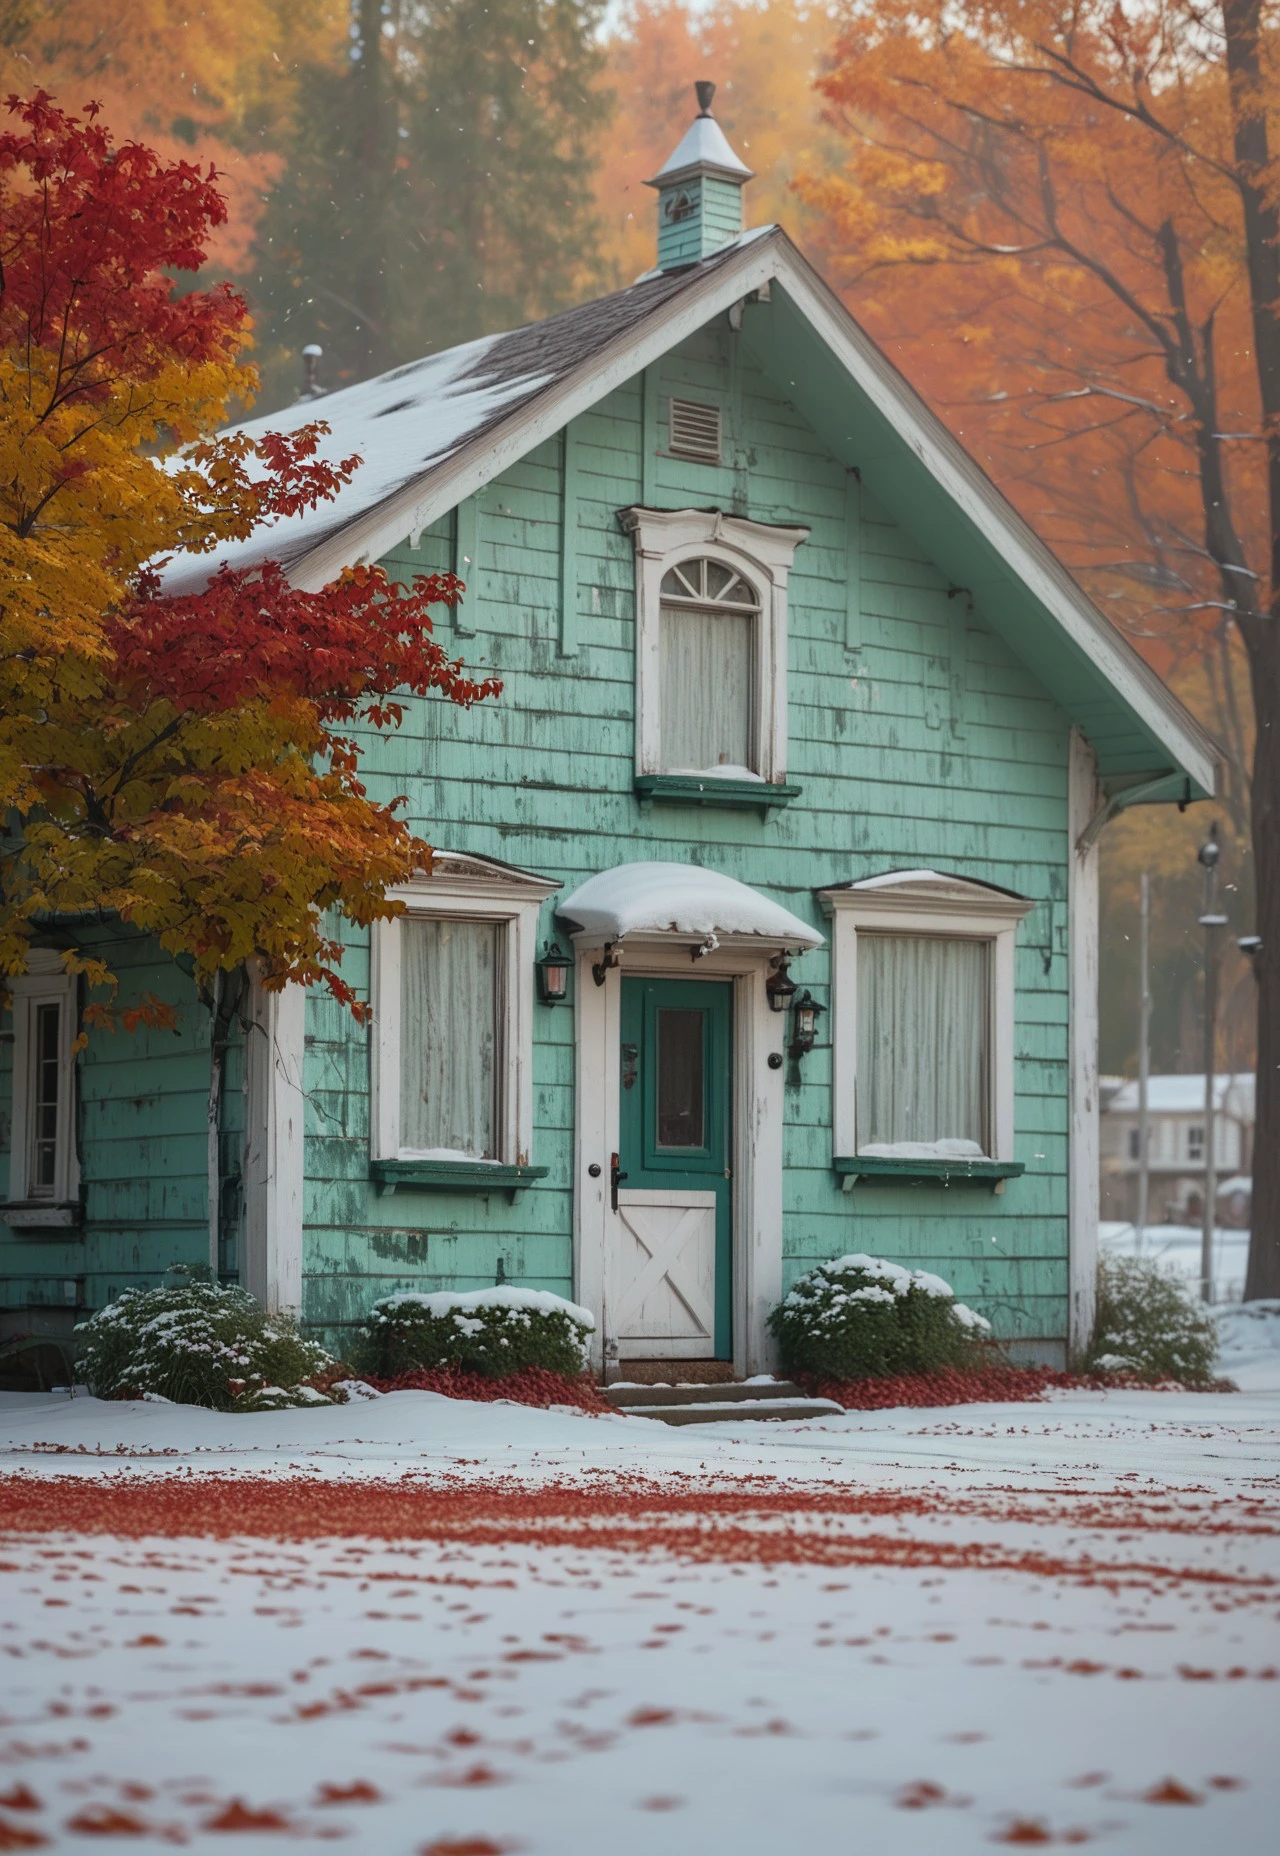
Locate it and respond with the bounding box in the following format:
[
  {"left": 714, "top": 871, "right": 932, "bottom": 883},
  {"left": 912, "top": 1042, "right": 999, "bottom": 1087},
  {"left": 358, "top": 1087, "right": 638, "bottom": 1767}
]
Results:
[{"left": 646, "top": 80, "right": 754, "bottom": 271}]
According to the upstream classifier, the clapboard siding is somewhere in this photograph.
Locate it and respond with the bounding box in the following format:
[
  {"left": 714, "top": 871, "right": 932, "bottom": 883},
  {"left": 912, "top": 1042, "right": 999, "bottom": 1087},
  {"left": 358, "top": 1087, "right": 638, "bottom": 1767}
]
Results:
[
  {"left": 1, "top": 316, "right": 1075, "bottom": 1359},
  {"left": 299, "top": 322, "right": 1072, "bottom": 1353}
]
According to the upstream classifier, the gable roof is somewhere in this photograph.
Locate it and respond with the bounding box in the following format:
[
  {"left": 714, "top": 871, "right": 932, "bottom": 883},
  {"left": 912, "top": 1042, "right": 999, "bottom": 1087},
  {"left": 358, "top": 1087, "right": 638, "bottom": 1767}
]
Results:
[{"left": 177, "top": 226, "right": 1217, "bottom": 801}]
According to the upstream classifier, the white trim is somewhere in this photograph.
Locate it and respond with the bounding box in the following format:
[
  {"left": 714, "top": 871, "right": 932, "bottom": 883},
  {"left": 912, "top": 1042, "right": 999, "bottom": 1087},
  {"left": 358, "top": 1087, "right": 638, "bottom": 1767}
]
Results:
[
  {"left": 571, "top": 939, "right": 785, "bottom": 1380},
  {"left": 7, "top": 956, "right": 79, "bottom": 1206},
  {"left": 279, "top": 229, "right": 1214, "bottom": 799},
  {"left": 370, "top": 860, "right": 558, "bottom": 1168},
  {"left": 243, "top": 979, "right": 306, "bottom": 1314},
  {"left": 818, "top": 876, "right": 1033, "bottom": 1163},
  {"left": 619, "top": 507, "right": 808, "bottom": 784},
  {"left": 1068, "top": 729, "right": 1101, "bottom": 1356}
]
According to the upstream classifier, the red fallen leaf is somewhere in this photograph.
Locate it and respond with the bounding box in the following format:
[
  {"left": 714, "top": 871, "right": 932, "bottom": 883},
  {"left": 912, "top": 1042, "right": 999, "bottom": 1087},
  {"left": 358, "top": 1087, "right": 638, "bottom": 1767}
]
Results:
[
  {"left": 1208, "top": 1776, "right": 1245, "bottom": 1790},
  {"left": 1064, "top": 1660, "right": 1107, "bottom": 1675},
  {"left": 1177, "top": 1666, "right": 1216, "bottom": 1680},
  {"left": 1066, "top": 1773, "right": 1109, "bottom": 1789},
  {"left": 420, "top": 1842, "right": 510, "bottom": 1856},
  {"left": 639, "top": 1797, "right": 684, "bottom": 1811},
  {"left": 897, "top": 1782, "right": 950, "bottom": 1809},
  {"left": 65, "top": 1806, "right": 152, "bottom": 1835},
  {"left": 993, "top": 1822, "right": 1053, "bottom": 1844},
  {"left": 446, "top": 1729, "right": 482, "bottom": 1747},
  {"left": 203, "top": 1800, "right": 291, "bottom": 1831},
  {"left": 446, "top": 1767, "right": 503, "bottom": 1789},
  {"left": 316, "top": 1782, "right": 381, "bottom": 1805},
  {"left": 126, "top": 1635, "right": 166, "bottom": 1648},
  {"left": 0, "top": 1821, "right": 48, "bottom": 1852},
  {"left": 0, "top": 1792, "right": 39, "bottom": 1814},
  {"left": 1143, "top": 1780, "right": 1203, "bottom": 1805},
  {"left": 628, "top": 1707, "right": 675, "bottom": 1726}
]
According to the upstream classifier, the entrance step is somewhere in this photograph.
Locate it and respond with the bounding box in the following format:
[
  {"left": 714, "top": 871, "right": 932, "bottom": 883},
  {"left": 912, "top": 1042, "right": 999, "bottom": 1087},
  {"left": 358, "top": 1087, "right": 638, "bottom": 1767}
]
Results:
[{"left": 603, "top": 1378, "right": 845, "bottom": 1426}]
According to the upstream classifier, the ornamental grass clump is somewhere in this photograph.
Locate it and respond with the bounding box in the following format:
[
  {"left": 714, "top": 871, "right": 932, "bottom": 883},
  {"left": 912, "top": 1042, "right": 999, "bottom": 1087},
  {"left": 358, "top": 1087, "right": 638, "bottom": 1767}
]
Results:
[
  {"left": 768, "top": 1253, "right": 991, "bottom": 1382},
  {"left": 75, "top": 1271, "right": 340, "bottom": 1409},
  {"left": 1084, "top": 1254, "right": 1219, "bottom": 1386},
  {"left": 356, "top": 1287, "right": 595, "bottom": 1381}
]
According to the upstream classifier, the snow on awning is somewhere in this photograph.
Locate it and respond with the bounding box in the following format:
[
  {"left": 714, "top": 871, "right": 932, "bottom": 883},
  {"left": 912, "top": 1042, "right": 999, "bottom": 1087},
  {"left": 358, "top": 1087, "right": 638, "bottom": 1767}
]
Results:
[{"left": 557, "top": 862, "right": 822, "bottom": 951}]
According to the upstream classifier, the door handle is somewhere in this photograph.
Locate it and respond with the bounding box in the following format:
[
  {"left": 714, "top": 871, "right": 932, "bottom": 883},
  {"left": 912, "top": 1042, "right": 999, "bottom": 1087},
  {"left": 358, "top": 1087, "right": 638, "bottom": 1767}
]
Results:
[{"left": 610, "top": 1151, "right": 628, "bottom": 1211}]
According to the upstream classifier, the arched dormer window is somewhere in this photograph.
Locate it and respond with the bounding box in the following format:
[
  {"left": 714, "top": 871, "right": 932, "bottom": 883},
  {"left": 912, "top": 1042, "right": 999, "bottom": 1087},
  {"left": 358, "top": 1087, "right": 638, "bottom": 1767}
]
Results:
[
  {"left": 620, "top": 508, "right": 809, "bottom": 798},
  {"left": 658, "top": 558, "right": 761, "bottom": 775}
]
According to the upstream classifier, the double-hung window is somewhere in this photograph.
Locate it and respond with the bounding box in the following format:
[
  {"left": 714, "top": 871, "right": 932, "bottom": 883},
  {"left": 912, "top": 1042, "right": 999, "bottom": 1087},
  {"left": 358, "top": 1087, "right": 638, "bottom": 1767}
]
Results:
[
  {"left": 370, "top": 855, "right": 558, "bottom": 1174},
  {"left": 6, "top": 953, "right": 79, "bottom": 1213},
  {"left": 819, "top": 872, "right": 1033, "bottom": 1167},
  {"left": 621, "top": 507, "right": 808, "bottom": 790}
]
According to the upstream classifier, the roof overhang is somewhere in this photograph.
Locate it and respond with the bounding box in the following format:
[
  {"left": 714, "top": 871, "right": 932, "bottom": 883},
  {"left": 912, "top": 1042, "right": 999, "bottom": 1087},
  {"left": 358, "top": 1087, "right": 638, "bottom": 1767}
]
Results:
[{"left": 274, "top": 228, "right": 1216, "bottom": 804}]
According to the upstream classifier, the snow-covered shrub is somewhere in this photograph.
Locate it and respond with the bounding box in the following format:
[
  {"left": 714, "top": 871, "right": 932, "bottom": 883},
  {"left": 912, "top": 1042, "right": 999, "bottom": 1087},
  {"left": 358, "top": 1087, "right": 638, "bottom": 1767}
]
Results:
[
  {"left": 768, "top": 1253, "right": 991, "bottom": 1381},
  {"left": 355, "top": 1286, "right": 595, "bottom": 1381},
  {"left": 75, "top": 1271, "right": 341, "bottom": 1409},
  {"left": 1084, "top": 1254, "right": 1218, "bottom": 1385}
]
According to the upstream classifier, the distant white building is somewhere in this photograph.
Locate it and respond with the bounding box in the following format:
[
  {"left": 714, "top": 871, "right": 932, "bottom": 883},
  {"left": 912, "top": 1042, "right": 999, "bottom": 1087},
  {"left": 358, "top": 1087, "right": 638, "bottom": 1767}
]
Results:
[{"left": 1100, "top": 1074, "right": 1254, "bottom": 1227}]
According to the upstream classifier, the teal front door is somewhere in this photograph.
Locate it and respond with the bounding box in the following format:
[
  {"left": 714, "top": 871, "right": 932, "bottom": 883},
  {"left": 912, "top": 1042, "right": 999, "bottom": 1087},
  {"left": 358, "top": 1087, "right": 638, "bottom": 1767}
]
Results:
[{"left": 616, "top": 977, "right": 733, "bottom": 1361}]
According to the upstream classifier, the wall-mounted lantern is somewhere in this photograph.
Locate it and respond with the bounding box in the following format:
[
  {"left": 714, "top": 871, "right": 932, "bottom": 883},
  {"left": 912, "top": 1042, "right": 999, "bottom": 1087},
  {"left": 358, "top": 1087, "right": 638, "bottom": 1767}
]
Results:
[
  {"left": 766, "top": 954, "right": 798, "bottom": 1014},
  {"left": 790, "top": 988, "right": 824, "bottom": 1060},
  {"left": 536, "top": 942, "right": 572, "bottom": 1005}
]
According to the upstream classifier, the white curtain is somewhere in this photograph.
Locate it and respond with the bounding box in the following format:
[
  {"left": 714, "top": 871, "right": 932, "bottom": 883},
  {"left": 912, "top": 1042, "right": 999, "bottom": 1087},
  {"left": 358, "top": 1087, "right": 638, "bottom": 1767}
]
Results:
[
  {"left": 659, "top": 603, "right": 754, "bottom": 772},
  {"left": 857, "top": 933, "right": 988, "bottom": 1150},
  {"left": 400, "top": 917, "right": 500, "bottom": 1157}
]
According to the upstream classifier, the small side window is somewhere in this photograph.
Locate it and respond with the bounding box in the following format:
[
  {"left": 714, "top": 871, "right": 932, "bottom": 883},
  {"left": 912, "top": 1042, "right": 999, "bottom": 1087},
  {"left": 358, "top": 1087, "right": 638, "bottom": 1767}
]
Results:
[{"left": 7, "top": 963, "right": 78, "bottom": 1205}]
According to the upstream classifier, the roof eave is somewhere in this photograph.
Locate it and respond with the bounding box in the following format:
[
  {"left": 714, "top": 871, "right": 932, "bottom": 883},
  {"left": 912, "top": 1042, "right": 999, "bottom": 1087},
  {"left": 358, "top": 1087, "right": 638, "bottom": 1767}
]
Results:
[{"left": 286, "top": 230, "right": 789, "bottom": 594}]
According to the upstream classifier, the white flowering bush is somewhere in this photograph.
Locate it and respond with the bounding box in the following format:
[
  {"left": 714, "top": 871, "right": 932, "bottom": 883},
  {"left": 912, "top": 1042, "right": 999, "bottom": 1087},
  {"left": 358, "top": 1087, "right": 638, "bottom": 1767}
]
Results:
[
  {"left": 768, "top": 1253, "right": 991, "bottom": 1381},
  {"left": 1084, "top": 1255, "right": 1218, "bottom": 1385},
  {"left": 75, "top": 1271, "right": 341, "bottom": 1409},
  {"left": 356, "top": 1287, "right": 595, "bottom": 1380}
]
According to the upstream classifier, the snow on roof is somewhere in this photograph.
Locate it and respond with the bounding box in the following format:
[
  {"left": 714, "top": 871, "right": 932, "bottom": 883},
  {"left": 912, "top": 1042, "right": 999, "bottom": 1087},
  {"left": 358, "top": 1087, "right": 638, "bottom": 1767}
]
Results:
[
  {"left": 1106, "top": 1074, "right": 1256, "bottom": 1117},
  {"left": 164, "top": 239, "right": 766, "bottom": 592},
  {"left": 164, "top": 331, "right": 548, "bottom": 591},
  {"left": 648, "top": 112, "right": 754, "bottom": 187},
  {"left": 557, "top": 862, "right": 823, "bottom": 949}
]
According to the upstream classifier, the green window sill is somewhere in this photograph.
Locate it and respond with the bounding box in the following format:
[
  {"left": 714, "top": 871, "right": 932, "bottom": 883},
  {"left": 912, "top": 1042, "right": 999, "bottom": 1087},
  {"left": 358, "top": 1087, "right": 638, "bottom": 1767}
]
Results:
[
  {"left": 833, "top": 1156, "right": 1025, "bottom": 1195},
  {"left": 370, "top": 1160, "right": 548, "bottom": 1202},
  {"left": 0, "top": 1200, "right": 84, "bottom": 1233},
  {"left": 634, "top": 774, "right": 801, "bottom": 811}
]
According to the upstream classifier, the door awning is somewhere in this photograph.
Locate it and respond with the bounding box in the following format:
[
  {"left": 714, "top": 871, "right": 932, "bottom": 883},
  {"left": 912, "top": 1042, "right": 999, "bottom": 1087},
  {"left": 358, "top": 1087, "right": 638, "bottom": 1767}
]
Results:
[{"left": 557, "top": 862, "right": 823, "bottom": 950}]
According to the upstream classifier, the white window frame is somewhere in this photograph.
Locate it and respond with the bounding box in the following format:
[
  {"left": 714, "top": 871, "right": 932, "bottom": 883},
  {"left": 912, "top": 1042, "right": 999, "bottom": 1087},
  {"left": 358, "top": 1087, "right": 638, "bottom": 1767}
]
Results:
[
  {"left": 370, "top": 854, "right": 558, "bottom": 1167},
  {"left": 818, "top": 873, "right": 1034, "bottom": 1164},
  {"left": 620, "top": 507, "right": 808, "bottom": 785},
  {"left": 7, "top": 950, "right": 79, "bottom": 1205}
]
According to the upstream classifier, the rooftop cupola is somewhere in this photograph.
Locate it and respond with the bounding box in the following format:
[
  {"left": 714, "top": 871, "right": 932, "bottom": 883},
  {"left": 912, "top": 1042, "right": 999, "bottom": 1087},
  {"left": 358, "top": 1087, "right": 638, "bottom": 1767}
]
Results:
[{"left": 647, "top": 81, "right": 754, "bottom": 271}]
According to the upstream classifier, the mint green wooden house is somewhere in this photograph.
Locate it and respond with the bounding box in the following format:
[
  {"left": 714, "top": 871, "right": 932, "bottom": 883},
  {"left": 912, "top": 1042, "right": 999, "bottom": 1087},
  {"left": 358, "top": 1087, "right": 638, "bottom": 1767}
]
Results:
[{"left": 1, "top": 92, "right": 1216, "bottom": 1376}]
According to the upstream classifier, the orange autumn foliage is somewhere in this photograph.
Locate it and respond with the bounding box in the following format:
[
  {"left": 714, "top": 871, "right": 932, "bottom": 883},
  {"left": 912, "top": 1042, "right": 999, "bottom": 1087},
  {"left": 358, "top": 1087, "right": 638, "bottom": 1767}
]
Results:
[{"left": 0, "top": 93, "right": 498, "bottom": 1019}]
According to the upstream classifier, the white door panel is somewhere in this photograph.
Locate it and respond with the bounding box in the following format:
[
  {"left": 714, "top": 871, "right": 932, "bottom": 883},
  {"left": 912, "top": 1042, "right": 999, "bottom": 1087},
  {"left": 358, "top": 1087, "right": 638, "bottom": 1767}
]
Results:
[{"left": 612, "top": 1189, "right": 717, "bottom": 1359}]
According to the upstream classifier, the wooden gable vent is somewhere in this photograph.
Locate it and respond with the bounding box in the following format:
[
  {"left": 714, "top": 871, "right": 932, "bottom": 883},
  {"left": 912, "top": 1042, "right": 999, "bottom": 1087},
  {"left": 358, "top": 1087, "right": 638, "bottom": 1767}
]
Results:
[{"left": 668, "top": 397, "right": 722, "bottom": 463}]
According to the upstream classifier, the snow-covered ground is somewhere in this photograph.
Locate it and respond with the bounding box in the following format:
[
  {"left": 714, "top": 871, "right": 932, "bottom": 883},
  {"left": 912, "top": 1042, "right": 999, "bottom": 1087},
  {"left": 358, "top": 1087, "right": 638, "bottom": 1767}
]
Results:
[
  {"left": 1101, "top": 1219, "right": 1249, "bottom": 1304},
  {"left": 2, "top": 1317, "right": 1278, "bottom": 1852}
]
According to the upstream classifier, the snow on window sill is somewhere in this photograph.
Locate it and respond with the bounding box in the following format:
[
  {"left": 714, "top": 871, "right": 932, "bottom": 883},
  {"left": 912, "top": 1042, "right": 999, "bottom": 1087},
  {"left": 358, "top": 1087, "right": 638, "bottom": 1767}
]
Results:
[{"left": 832, "top": 1154, "right": 1025, "bottom": 1194}]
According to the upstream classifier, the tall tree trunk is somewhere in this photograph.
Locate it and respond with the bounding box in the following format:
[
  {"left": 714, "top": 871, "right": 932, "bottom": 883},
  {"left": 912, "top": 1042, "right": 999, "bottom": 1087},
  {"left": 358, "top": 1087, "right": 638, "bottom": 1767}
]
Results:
[
  {"left": 1223, "top": 0, "right": 1280, "bottom": 1296},
  {"left": 1243, "top": 621, "right": 1280, "bottom": 1295},
  {"left": 351, "top": 0, "right": 396, "bottom": 373}
]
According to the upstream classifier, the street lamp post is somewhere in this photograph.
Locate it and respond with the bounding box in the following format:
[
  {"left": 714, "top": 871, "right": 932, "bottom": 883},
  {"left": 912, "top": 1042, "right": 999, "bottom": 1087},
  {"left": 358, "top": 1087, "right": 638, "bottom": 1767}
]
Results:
[
  {"left": 1136, "top": 871, "right": 1151, "bottom": 1252},
  {"left": 1198, "top": 825, "right": 1227, "bottom": 1304}
]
